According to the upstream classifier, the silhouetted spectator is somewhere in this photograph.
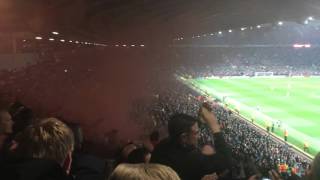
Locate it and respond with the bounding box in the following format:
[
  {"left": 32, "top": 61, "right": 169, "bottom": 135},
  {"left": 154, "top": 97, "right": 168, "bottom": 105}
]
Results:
[
  {"left": 68, "top": 123, "right": 105, "bottom": 180},
  {"left": 0, "top": 109, "right": 13, "bottom": 150},
  {"left": 9, "top": 102, "right": 33, "bottom": 136},
  {"left": 0, "top": 108, "right": 14, "bottom": 163},
  {"left": 1, "top": 118, "right": 74, "bottom": 180},
  {"left": 151, "top": 105, "right": 232, "bottom": 180},
  {"left": 127, "top": 147, "right": 151, "bottom": 164},
  {"left": 115, "top": 142, "right": 138, "bottom": 165},
  {"left": 304, "top": 152, "right": 320, "bottom": 180}
]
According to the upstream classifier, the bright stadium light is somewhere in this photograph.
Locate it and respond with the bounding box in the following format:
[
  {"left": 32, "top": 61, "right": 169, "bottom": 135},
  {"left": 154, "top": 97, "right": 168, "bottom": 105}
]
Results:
[
  {"left": 197, "top": 35, "right": 201, "bottom": 38},
  {"left": 60, "top": 39, "right": 65, "bottom": 42},
  {"left": 131, "top": 45, "right": 135, "bottom": 47},
  {"left": 228, "top": 29, "right": 232, "bottom": 33},
  {"left": 49, "top": 38, "right": 54, "bottom": 41},
  {"left": 241, "top": 27, "right": 246, "bottom": 31},
  {"left": 140, "top": 44, "right": 145, "bottom": 47},
  {"left": 304, "top": 20, "right": 309, "bottom": 25},
  {"left": 305, "top": 44, "right": 311, "bottom": 48},
  {"left": 210, "top": 33, "right": 214, "bottom": 36},
  {"left": 308, "top": 16, "right": 314, "bottom": 21},
  {"left": 180, "top": 37, "right": 183, "bottom": 40},
  {"left": 69, "top": 40, "right": 73, "bottom": 43},
  {"left": 257, "top": 25, "right": 261, "bottom": 29},
  {"left": 35, "top": 36, "right": 42, "bottom": 40},
  {"left": 293, "top": 44, "right": 303, "bottom": 48},
  {"left": 218, "top": 31, "right": 222, "bottom": 35},
  {"left": 52, "top": 31, "right": 59, "bottom": 35},
  {"left": 122, "top": 44, "right": 127, "bottom": 47},
  {"left": 75, "top": 41, "right": 79, "bottom": 44},
  {"left": 278, "top": 21, "right": 283, "bottom": 26}
]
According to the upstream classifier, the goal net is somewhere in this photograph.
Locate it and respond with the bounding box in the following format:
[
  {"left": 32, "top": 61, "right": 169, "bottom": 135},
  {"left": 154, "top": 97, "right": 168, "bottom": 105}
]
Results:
[{"left": 254, "top": 72, "right": 274, "bottom": 77}]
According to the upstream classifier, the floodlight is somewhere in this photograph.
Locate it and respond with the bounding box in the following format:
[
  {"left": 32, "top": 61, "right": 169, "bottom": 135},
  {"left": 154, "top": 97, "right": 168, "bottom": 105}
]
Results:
[{"left": 305, "top": 44, "right": 311, "bottom": 48}]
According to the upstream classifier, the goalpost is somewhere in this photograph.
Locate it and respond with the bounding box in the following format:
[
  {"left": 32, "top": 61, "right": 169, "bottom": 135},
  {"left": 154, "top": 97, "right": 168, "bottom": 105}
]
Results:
[{"left": 254, "top": 72, "right": 274, "bottom": 77}]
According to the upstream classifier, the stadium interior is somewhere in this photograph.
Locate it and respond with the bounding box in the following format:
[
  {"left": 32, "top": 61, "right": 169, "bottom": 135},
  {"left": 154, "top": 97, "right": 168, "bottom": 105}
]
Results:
[{"left": 0, "top": 0, "right": 320, "bottom": 180}]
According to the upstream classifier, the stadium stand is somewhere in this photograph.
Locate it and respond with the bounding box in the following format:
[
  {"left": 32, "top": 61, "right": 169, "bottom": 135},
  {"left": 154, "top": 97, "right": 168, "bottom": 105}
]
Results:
[{"left": 0, "top": 68, "right": 317, "bottom": 180}]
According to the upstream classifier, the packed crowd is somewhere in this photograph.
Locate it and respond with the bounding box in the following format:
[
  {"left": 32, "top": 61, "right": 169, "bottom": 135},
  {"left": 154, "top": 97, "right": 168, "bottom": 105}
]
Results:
[
  {"left": 0, "top": 53, "right": 319, "bottom": 180},
  {"left": 216, "top": 107, "right": 310, "bottom": 178},
  {"left": 174, "top": 47, "right": 320, "bottom": 78},
  {"left": 0, "top": 78, "right": 319, "bottom": 180},
  {"left": 143, "top": 77, "right": 315, "bottom": 180},
  {"left": 178, "top": 65, "right": 320, "bottom": 78}
]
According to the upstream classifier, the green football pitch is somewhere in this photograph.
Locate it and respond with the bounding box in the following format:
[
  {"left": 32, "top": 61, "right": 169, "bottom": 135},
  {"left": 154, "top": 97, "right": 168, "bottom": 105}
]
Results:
[{"left": 188, "top": 77, "right": 320, "bottom": 157}]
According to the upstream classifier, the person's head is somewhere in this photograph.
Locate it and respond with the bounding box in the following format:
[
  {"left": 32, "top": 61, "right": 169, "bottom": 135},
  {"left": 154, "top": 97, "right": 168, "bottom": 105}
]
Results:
[
  {"left": 108, "top": 163, "right": 181, "bottom": 180},
  {"left": 127, "top": 147, "right": 151, "bottom": 164},
  {"left": 11, "top": 106, "right": 33, "bottom": 135},
  {"left": 168, "top": 114, "right": 199, "bottom": 147},
  {"left": 15, "top": 118, "right": 74, "bottom": 174},
  {"left": 150, "top": 130, "right": 160, "bottom": 142},
  {"left": 0, "top": 109, "right": 13, "bottom": 135},
  {"left": 306, "top": 152, "right": 320, "bottom": 180},
  {"left": 120, "top": 143, "right": 138, "bottom": 162}
]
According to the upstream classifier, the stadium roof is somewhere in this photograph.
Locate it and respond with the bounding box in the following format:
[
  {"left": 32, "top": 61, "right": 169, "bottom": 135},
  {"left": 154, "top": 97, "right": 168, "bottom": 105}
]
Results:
[{"left": 1, "top": 0, "right": 320, "bottom": 44}]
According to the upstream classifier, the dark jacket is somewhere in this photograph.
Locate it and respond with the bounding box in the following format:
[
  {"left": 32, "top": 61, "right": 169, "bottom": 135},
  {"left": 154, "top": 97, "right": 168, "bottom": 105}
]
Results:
[
  {"left": 151, "top": 132, "right": 232, "bottom": 180},
  {"left": 0, "top": 158, "right": 73, "bottom": 180},
  {"left": 71, "top": 152, "right": 105, "bottom": 180}
]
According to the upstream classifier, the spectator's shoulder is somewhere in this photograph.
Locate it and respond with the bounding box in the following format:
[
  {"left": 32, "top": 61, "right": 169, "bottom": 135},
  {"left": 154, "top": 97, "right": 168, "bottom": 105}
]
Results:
[{"left": 1, "top": 158, "right": 72, "bottom": 180}]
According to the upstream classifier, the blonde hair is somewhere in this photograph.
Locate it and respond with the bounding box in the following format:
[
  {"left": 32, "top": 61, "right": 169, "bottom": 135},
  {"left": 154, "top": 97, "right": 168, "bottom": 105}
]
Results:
[
  {"left": 15, "top": 118, "right": 74, "bottom": 165},
  {"left": 108, "top": 163, "right": 181, "bottom": 180}
]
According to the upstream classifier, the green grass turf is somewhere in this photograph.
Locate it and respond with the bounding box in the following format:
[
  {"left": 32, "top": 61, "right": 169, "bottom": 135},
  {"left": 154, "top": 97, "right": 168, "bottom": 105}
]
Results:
[{"left": 189, "top": 77, "right": 320, "bottom": 157}]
